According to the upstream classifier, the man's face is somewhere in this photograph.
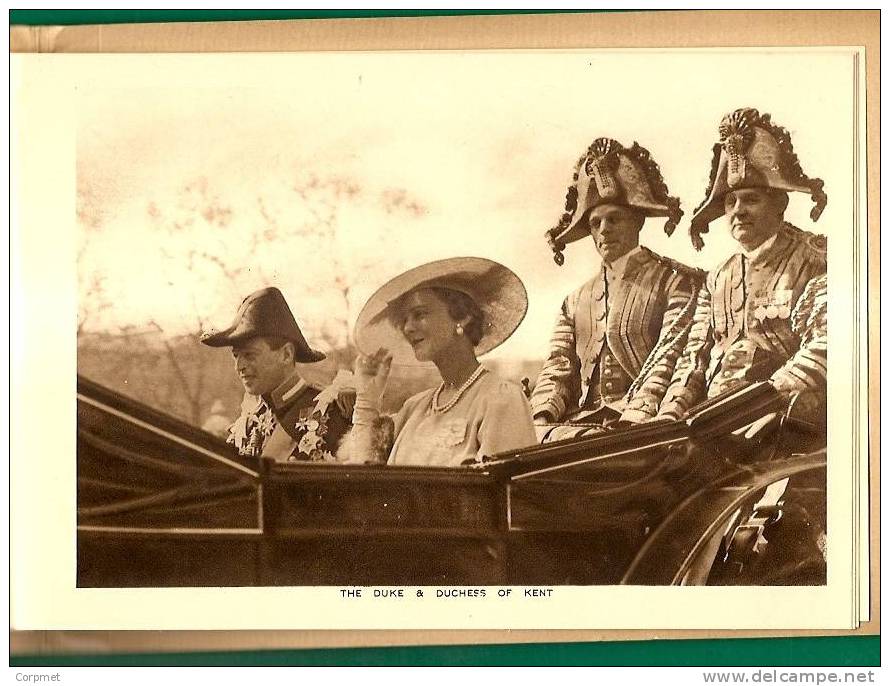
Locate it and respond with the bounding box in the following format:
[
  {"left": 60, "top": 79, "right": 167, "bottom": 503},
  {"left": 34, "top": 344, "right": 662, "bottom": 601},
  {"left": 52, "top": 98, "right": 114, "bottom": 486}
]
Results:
[
  {"left": 723, "top": 188, "right": 785, "bottom": 252},
  {"left": 231, "top": 337, "right": 293, "bottom": 396},
  {"left": 587, "top": 203, "right": 644, "bottom": 264}
]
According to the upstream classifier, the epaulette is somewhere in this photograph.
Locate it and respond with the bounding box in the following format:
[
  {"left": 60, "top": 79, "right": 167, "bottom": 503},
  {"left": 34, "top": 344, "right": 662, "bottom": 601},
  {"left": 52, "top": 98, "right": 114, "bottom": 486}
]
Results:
[
  {"left": 650, "top": 250, "right": 707, "bottom": 282},
  {"left": 782, "top": 222, "right": 828, "bottom": 256},
  {"left": 303, "top": 368, "right": 357, "bottom": 416}
]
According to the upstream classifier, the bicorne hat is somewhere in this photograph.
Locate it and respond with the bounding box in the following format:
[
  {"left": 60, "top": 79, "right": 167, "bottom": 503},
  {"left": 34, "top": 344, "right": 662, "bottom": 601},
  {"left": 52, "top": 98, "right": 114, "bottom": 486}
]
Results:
[
  {"left": 689, "top": 107, "right": 827, "bottom": 250},
  {"left": 354, "top": 257, "right": 527, "bottom": 365},
  {"left": 545, "top": 138, "right": 683, "bottom": 265},
  {"left": 200, "top": 287, "right": 325, "bottom": 363}
]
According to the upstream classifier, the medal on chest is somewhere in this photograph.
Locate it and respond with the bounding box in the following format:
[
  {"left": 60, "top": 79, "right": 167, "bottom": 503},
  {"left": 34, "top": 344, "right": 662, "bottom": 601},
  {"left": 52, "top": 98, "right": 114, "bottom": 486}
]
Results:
[
  {"left": 294, "top": 404, "right": 336, "bottom": 462},
  {"left": 752, "top": 289, "right": 793, "bottom": 322}
]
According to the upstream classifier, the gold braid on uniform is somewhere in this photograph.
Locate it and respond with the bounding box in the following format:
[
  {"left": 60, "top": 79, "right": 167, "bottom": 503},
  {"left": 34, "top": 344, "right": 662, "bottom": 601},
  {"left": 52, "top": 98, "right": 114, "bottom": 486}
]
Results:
[
  {"left": 624, "top": 282, "right": 701, "bottom": 400},
  {"left": 791, "top": 273, "right": 828, "bottom": 339},
  {"left": 770, "top": 272, "right": 828, "bottom": 398},
  {"left": 780, "top": 222, "right": 828, "bottom": 255}
]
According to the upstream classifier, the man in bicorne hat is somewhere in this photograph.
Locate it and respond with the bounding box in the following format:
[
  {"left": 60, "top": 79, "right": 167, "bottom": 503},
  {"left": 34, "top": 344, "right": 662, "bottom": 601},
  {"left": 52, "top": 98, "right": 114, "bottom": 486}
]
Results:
[
  {"left": 653, "top": 107, "right": 828, "bottom": 422},
  {"left": 201, "top": 287, "right": 353, "bottom": 461},
  {"left": 531, "top": 138, "right": 702, "bottom": 440}
]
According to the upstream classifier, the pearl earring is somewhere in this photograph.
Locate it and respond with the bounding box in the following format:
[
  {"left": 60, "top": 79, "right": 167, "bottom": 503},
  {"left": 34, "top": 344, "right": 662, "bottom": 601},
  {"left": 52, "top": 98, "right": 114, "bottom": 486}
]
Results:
[{"left": 456, "top": 324, "right": 464, "bottom": 336}]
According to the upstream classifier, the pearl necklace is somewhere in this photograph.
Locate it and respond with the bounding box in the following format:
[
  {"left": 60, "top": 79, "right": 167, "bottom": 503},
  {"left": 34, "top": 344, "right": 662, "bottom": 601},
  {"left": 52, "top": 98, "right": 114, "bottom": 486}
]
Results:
[{"left": 431, "top": 365, "right": 487, "bottom": 414}]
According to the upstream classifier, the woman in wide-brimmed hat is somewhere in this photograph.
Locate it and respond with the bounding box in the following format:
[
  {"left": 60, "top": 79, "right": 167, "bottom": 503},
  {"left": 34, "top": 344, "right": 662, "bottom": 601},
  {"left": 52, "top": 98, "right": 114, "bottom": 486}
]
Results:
[{"left": 338, "top": 256, "right": 536, "bottom": 467}]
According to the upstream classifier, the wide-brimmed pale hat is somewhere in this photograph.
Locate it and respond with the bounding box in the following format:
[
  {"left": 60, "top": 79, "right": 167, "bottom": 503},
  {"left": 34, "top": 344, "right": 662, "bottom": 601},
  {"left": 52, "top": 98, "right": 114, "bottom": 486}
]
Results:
[
  {"left": 690, "top": 107, "right": 827, "bottom": 250},
  {"left": 354, "top": 257, "right": 528, "bottom": 363},
  {"left": 200, "top": 286, "right": 326, "bottom": 363},
  {"left": 545, "top": 137, "right": 683, "bottom": 265}
]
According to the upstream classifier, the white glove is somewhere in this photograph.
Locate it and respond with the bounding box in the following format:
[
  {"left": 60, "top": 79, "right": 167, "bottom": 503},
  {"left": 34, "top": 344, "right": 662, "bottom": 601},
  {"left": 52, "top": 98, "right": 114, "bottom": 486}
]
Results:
[{"left": 353, "top": 348, "right": 393, "bottom": 424}]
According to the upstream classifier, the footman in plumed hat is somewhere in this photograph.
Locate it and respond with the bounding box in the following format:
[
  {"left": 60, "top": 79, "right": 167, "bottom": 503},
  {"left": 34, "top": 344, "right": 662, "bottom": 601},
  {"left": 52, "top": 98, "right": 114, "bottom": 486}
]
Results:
[
  {"left": 201, "top": 287, "right": 354, "bottom": 461},
  {"left": 532, "top": 138, "right": 702, "bottom": 440},
  {"left": 648, "top": 108, "right": 829, "bottom": 587},
  {"left": 653, "top": 107, "right": 828, "bottom": 424}
]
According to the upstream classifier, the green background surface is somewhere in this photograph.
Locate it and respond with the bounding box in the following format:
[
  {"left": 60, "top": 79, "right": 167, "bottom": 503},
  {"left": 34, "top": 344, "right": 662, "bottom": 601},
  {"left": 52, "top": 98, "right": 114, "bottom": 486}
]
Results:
[
  {"left": 9, "top": 636, "right": 881, "bottom": 667},
  {"left": 9, "top": 8, "right": 877, "bottom": 668}
]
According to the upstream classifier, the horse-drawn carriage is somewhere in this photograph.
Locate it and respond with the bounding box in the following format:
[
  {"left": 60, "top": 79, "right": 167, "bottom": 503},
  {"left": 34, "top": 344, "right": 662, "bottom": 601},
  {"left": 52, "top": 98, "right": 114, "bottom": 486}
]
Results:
[{"left": 77, "top": 375, "right": 826, "bottom": 587}]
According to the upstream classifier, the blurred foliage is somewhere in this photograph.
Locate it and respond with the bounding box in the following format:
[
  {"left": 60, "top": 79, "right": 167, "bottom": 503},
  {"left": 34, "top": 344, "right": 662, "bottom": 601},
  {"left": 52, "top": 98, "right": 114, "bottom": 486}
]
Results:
[
  {"left": 78, "top": 330, "right": 542, "bottom": 429},
  {"left": 76, "top": 170, "right": 433, "bottom": 425},
  {"left": 77, "top": 169, "right": 544, "bottom": 429}
]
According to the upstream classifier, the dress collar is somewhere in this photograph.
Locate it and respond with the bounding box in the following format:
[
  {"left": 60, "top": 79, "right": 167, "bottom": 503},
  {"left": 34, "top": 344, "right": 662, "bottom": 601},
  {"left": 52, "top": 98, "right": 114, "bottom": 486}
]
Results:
[
  {"left": 741, "top": 232, "right": 779, "bottom": 262},
  {"left": 265, "top": 370, "right": 309, "bottom": 411},
  {"left": 604, "top": 245, "right": 644, "bottom": 279},
  {"left": 242, "top": 370, "right": 310, "bottom": 415}
]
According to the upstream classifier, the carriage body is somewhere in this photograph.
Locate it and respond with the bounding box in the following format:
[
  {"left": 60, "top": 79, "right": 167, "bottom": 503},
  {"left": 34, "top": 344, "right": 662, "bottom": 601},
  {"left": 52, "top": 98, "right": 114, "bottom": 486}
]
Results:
[{"left": 77, "top": 375, "right": 826, "bottom": 587}]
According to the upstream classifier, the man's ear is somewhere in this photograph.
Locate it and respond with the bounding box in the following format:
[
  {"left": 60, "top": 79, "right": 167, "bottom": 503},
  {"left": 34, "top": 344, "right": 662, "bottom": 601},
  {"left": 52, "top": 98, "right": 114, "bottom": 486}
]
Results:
[{"left": 282, "top": 341, "right": 297, "bottom": 365}]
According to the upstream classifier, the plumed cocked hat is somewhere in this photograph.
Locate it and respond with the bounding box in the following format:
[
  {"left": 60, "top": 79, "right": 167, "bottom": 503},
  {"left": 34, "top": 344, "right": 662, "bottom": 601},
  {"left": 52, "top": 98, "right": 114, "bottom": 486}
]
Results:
[
  {"left": 689, "top": 107, "right": 827, "bottom": 250},
  {"left": 545, "top": 138, "right": 683, "bottom": 265},
  {"left": 200, "top": 286, "right": 325, "bottom": 363}
]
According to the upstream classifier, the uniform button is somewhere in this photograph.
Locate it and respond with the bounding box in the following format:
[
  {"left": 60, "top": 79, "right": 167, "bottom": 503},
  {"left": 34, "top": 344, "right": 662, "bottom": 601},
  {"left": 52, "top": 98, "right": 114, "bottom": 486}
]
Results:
[
  {"left": 603, "top": 355, "right": 613, "bottom": 364},
  {"left": 605, "top": 382, "right": 614, "bottom": 391},
  {"left": 603, "top": 368, "right": 613, "bottom": 377}
]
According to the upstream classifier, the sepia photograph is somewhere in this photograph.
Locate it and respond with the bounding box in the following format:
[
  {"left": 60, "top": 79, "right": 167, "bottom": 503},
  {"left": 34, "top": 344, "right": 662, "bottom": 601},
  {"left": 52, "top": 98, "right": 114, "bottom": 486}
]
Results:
[
  {"left": 10, "top": 12, "right": 872, "bottom": 636},
  {"left": 72, "top": 49, "right": 847, "bottom": 587}
]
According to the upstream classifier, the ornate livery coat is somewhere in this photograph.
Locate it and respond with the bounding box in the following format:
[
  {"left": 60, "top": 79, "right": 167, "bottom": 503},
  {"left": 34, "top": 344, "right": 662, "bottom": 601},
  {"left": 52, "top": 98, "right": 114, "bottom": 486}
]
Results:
[
  {"left": 530, "top": 247, "right": 701, "bottom": 423},
  {"left": 657, "top": 224, "right": 827, "bottom": 420},
  {"left": 228, "top": 371, "right": 351, "bottom": 462}
]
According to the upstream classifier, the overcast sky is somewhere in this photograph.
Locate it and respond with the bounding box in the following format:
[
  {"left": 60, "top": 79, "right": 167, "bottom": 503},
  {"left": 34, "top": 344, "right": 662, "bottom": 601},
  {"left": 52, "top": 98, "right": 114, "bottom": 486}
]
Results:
[{"left": 76, "top": 49, "right": 855, "bottom": 362}]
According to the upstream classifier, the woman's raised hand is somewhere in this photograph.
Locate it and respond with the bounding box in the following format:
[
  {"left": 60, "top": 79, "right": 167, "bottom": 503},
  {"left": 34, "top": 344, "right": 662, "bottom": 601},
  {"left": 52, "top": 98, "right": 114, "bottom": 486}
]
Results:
[{"left": 354, "top": 348, "right": 393, "bottom": 405}]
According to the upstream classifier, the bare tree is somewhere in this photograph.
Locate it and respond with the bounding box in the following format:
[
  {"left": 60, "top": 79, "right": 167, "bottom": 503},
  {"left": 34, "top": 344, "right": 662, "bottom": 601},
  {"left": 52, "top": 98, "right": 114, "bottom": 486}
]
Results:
[
  {"left": 101, "top": 171, "right": 429, "bottom": 424},
  {"left": 286, "top": 172, "right": 426, "bottom": 367}
]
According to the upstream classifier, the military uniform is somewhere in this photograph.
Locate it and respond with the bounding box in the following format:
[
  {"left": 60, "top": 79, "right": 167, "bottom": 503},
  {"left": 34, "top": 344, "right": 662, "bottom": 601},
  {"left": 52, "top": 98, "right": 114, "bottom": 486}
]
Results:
[
  {"left": 658, "top": 225, "right": 827, "bottom": 419},
  {"left": 648, "top": 107, "right": 829, "bottom": 421},
  {"left": 201, "top": 286, "right": 354, "bottom": 461},
  {"left": 531, "top": 247, "right": 700, "bottom": 423},
  {"left": 228, "top": 371, "right": 351, "bottom": 461},
  {"left": 534, "top": 137, "right": 698, "bottom": 437}
]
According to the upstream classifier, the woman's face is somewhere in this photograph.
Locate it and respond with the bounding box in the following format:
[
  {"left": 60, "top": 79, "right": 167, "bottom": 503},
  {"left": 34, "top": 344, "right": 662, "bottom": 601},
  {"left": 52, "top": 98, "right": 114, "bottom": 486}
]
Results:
[{"left": 395, "top": 288, "right": 463, "bottom": 363}]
